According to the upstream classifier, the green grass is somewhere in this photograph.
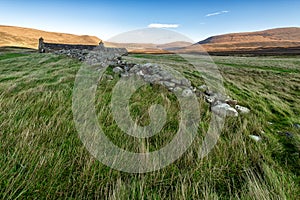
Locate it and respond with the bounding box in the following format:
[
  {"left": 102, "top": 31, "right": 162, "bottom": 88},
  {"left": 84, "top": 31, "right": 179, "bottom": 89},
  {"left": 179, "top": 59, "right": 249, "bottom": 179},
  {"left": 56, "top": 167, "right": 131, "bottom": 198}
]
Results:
[{"left": 0, "top": 51, "right": 299, "bottom": 199}]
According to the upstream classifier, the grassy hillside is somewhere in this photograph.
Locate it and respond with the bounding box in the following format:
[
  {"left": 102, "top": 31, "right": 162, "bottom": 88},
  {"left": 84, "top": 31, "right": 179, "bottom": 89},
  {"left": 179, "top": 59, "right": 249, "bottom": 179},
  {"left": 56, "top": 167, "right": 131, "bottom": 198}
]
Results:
[
  {"left": 0, "top": 50, "right": 299, "bottom": 199},
  {"left": 198, "top": 27, "right": 300, "bottom": 44},
  {"left": 0, "top": 25, "right": 101, "bottom": 49},
  {"left": 179, "top": 27, "right": 300, "bottom": 54}
]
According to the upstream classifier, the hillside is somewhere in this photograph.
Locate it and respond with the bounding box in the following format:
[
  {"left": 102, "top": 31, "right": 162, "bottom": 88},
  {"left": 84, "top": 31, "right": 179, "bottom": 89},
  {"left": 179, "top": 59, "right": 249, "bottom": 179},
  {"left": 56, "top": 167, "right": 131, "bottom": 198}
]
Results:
[
  {"left": 198, "top": 27, "right": 300, "bottom": 44},
  {"left": 0, "top": 25, "right": 101, "bottom": 49},
  {"left": 105, "top": 41, "right": 192, "bottom": 53},
  {"left": 1, "top": 25, "right": 300, "bottom": 54},
  {"left": 182, "top": 27, "right": 300, "bottom": 54},
  {"left": 107, "top": 28, "right": 300, "bottom": 54}
]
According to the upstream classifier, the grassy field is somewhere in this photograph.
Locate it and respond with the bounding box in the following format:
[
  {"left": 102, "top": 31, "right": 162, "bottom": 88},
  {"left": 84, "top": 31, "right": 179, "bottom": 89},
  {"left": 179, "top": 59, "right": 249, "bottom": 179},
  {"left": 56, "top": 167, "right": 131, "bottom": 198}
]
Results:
[{"left": 0, "top": 50, "right": 299, "bottom": 199}]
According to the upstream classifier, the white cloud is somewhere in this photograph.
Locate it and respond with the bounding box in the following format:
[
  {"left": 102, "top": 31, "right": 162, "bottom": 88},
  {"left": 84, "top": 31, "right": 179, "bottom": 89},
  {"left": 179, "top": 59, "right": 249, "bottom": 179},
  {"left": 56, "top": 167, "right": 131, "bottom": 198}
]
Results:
[
  {"left": 206, "top": 10, "right": 229, "bottom": 17},
  {"left": 148, "top": 23, "right": 179, "bottom": 28}
]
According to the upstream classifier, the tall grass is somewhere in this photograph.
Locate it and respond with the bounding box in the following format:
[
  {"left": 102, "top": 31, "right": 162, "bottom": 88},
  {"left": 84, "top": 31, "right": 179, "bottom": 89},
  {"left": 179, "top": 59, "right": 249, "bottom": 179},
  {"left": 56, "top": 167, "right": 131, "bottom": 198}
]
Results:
[{"left": 0, "top": 51, "right": 299, "bottom": 199}]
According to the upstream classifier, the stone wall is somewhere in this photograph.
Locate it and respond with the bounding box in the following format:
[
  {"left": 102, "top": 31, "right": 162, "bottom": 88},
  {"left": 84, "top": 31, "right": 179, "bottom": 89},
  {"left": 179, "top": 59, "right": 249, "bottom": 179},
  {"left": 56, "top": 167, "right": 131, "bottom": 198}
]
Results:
[
  {"left": 109, "top": 60, "right": 251, "bottom": 118},
  {"left": 38, "top": 37, "right": 128, "bottom": 61},
  {"left": 38, "top": 37, "right": 99, "bottom": 53}
]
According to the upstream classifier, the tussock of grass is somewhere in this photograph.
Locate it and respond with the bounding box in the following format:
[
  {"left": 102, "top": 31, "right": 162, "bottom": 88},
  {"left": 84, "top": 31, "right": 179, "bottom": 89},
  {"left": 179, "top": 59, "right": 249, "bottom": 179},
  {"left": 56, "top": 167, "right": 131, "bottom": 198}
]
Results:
[{"left": 0, "top": 52, "right": 299, "bottom": 199}]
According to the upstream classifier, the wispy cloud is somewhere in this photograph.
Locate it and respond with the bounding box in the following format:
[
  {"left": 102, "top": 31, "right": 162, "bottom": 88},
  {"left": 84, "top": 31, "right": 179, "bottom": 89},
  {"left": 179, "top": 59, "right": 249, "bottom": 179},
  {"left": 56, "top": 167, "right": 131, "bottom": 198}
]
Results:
[
  {"left": 206, "top": 10, "right": 229, "bottom": 17},
  {"left": 148, "top": 23, "right": 179, "bottom": 28}
]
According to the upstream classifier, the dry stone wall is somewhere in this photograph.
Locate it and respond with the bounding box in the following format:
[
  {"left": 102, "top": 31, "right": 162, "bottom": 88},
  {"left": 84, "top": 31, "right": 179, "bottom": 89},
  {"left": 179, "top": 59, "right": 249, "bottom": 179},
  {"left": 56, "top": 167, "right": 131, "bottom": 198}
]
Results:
[
  {"left": 38, "top": 37, "right": 250, "bottom": 118},
  {"left": 38, "top": 37, "right": 128, "bottom": 61}
]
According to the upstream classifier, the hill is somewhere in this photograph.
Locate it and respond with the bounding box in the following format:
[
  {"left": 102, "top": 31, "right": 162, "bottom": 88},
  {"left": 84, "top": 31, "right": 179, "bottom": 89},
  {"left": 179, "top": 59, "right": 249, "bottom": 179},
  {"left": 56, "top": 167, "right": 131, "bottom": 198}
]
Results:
[
  {"left": 105, "top": 41, "right": 192, "bottom": 53},
  {"left": 180, "top": 27, "right": 300, "bottom": 54},
  {"left": 1, "top": 25, "right": 300, "bottom": 55},
  {"left": 0, "top": 25, "right": 101, "bottom": 49},
  {"left": 107, "top": 28, "right": 300, "bottom": 55},
  {"left": 198, "top": 27, "right": 300, "bottom": 44}
]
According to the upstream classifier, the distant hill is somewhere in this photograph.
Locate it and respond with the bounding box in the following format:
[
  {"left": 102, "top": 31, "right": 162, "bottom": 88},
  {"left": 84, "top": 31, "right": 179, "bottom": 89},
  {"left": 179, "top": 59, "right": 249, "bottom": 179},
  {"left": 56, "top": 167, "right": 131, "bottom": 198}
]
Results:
[
  {"left": 104, "top": 41, "right": 192, "bottom": 53},
  {"left": 0, "top": 25, "right": 101, "bottom": 49},
  {"left": 180, "top": 27, "right": 300, "bottom": 54},
  {"left": 1, "top": 25, "right": 299, "bottom": 55},
  {"left": 157, "top": 41, "right": 193, "bottom": 50},
  {"left": 198, "top": 27, "right": 300, "bottom": 44},
  {"left": 107, "top": 28, "right": 300, "bottom": 54}
]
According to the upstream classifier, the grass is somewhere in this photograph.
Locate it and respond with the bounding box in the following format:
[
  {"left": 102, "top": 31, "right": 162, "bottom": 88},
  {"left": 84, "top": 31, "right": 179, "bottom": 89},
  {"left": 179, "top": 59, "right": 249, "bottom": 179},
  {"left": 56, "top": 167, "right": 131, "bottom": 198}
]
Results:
[{"left": 0, "top": 50, "right": 299, "bottom": 199}]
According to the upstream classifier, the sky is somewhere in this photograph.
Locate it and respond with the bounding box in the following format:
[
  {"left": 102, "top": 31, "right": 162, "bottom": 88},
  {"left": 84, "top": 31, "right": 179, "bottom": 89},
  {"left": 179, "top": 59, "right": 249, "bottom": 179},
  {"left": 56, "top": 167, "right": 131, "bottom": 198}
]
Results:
[{"left": 0, "top": 0, "right": 299, "bottom": 43}]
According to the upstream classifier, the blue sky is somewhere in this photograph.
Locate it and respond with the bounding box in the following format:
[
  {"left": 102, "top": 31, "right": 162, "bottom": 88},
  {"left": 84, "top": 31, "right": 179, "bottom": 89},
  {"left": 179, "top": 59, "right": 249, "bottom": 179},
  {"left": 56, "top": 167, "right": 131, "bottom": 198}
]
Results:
[{"left": 0, "top": 0, "right": 299, "bottom": 42}]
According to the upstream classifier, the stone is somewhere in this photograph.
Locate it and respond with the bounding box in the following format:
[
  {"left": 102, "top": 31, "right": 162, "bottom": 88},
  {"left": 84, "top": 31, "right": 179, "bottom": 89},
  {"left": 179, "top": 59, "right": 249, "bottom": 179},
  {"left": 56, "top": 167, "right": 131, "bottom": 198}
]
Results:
[
  {"left": 149, "top": 74, "right": 162, "bottom": 82},
  {"left": 195, "top": 90, "right": 202, "bottom": 97},
  {"left": 124, "top": 65, "right": 130, "bottom": 71},
  {"left": 235, "top": 105, "right": 250, "bottom": 114},
  {"left": 142, "top": 63, "right": 153, "bottom": 68},
  {"left": 121, "top": 73, "right": 129, "bottom": 78},
  {"left": 226, "top": 99, "right": 238, "bottom": 106},
  {"left": 173, "top": 87, "right": 183, "bottom": 94},
  {"left": 182, "top": 88, "right": 193, "bottom": 97},
  {"left": 163, "top": 81, "right": 176, "bottom": 88},
  {"left": 104, "top": 75, "right": 114, "bottom": 80},
  {"left": 293, "top": 123, "right": 300, "bottom": 129},
  {"left": 113, "top": 67, "right": 124, "bottom": 74},
  {"left": 205, "top": 95, "right": 215, "bottom": 104},
  {"left": 143, "top": 74, "right": 151, "bottom": 79},
  {"left": 249, "top": 135, "right": 262, "bottom": 142},
  {"left": 144, "top": 74, "right": 159, "bottom": 83},
  {"left": 198, "top": 84, "right": 208, "bottom": 93},
  {"left": 137, "top": 70, "right": 145, "bottom": 76},
  {"left": 159, "top": 71, "right": 172, "bottom": 80},
  {"left": 170, "top": 79, "right": 182, "bottom": 85},
  {"left": 278, "top": 132, "right": 293, "bottom": 138},
  {"left": 211, "top": 103, "right": 238, "bottom": 117},
  {"left": 181, "top": 79, "right": 191, "bottom": 87},
  {"left": 204, "top": 90, "right": 215, "bottom": 96}
]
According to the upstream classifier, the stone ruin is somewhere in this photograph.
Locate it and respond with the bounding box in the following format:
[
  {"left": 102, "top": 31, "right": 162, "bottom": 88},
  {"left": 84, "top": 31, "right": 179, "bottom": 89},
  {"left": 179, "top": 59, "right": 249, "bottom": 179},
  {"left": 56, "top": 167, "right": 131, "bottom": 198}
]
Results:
[
  {"left": 109, "top": 59, "right": 250, "bottom": 117},
  {"left": 38, "top": 37, "right": 250, "bottom": 117},
  {"left": 38, "top": 37, "right": 128, "bottom": 61}
]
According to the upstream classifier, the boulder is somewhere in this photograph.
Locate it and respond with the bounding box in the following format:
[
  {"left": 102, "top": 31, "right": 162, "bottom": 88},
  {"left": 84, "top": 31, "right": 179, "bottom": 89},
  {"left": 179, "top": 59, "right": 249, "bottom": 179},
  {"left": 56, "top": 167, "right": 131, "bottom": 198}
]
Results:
[
  {"left": 173, "top": 87, "right": 183, "bottom": 94},
  {"left": 249, "top": 135, "right": 262, "bottom": 142},
  {"left": 182, "top": 88, "right": 193, "bottom": 97},
  {"left": 113, "top": 67, "right": 124, "bottom": 74},
  {"left": 171, "top": 79, "right": 182, "bottom": 85},
  {"left": 235, "top": 105, "right": 250, "bottom": 114},
  {"left": 205, "top": 95, "right": 215, "bottom": 104},
  {"left": 163, "top": 81, "right": 176, "bottom": 88},
  {"left": 211, "top": 103, "right": 238, "bottom": 117},
  {"left": 121, "top": 73, "right": 129, "bottom": 78},
  {"left": 204, "top": 90, "right": 214, "bottom": 96},
  {"left": 198, "top": 84, "right": 208, "bottom": 93},
  {"left": 136, "top": 70, "right": 145, "bottom": 76},
  {"left": 159, "top": 71, "right": 172, "bottom": 80},
  {"left": 181, "top": 79, "right": 191, "bottom": 87},
  {"left": 226, "top": 99, "right": 238, "bottom": 106}
]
